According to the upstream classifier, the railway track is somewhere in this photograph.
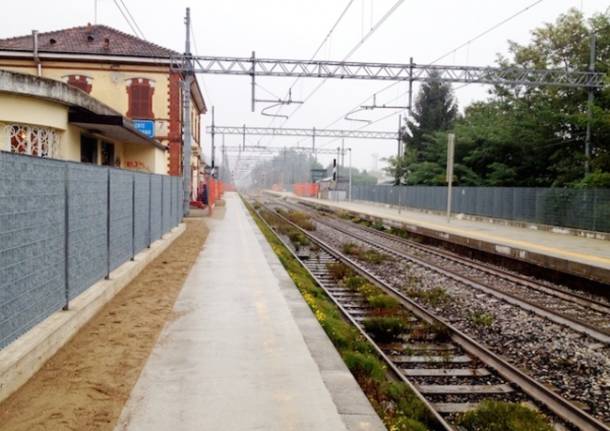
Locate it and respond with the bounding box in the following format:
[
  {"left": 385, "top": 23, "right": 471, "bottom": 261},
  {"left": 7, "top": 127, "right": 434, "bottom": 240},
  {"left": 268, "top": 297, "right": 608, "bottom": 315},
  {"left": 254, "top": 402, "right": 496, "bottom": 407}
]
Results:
[
  {"left": 251, "top": 198, "right": 610, "bottom": 431},
  {"left": 275, "top": 198, "right": 610, "bottom": 344}
]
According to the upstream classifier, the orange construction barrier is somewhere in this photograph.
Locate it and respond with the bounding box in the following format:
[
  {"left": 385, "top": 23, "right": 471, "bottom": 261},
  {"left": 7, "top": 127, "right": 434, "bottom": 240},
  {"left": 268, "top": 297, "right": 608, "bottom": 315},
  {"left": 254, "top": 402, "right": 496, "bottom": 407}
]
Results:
[{"left": 292, "top": 183, "right": 319, "bottom": 198}]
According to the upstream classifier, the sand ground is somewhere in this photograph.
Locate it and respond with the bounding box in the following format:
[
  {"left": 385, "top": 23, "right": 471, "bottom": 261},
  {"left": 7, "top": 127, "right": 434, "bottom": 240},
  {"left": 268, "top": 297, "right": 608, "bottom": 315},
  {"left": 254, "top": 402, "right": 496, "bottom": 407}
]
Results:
[{"left": 0, "top": 216, "right": 213, "bottom": 431}]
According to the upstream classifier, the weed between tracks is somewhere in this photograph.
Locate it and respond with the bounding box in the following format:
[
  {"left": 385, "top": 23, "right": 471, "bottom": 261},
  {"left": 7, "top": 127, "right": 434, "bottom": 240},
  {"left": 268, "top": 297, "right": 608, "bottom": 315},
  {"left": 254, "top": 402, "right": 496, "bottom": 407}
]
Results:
[
  {"left": 341, "top": 242, "right": 390, "bottom": 265},
  {"left": 245, "top": 199, "right": 432, "bottom": 431}
]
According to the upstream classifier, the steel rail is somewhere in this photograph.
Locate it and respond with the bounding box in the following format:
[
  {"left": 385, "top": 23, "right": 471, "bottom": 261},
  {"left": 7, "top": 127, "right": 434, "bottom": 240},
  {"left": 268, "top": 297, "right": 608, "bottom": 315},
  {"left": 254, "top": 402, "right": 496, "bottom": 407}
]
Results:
[
  {"left": 246, "top": 200, "right": 452, "bottom": 431},
  {"left": 345, "top": 218, "right": 610, "bottom": 315},
  {"left": 288, "top": 199, "right": 610, "bottom": 316},
  {"left": 263, "top": 199, "right": 610, "bottom": 431},
  {"left": 310, "top": 214, "right": 610, "bottom": 344}
]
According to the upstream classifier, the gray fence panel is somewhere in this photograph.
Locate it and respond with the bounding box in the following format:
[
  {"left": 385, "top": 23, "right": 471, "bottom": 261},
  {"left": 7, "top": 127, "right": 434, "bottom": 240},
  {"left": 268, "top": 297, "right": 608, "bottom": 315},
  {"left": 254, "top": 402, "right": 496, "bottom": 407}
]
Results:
[
  {"left": 109, "top": 169, "right": 134, "bottom": 272},
  {"left": 0, "top": 151, "right": 183, "bottom": 350},
  {"left": 351, "top": 185, "right": 610, "bottom": 233},
  {"left": 162, "top": 176, "right": 171, "bottom": 233},
  {"left": 0, "top": 153, "right": 66, "bottom": 348},
  {"left": 67, "top": 163, "right": 108, "bottom": 299},
  {"left": 133, "top": 172, "right": 150, "bottom": 255},
  {"left": 178, "top": 179, "right": 184, "bottom": 222},
  {"left": 150, "top": 175, "right": 162, "bottom": 242}
]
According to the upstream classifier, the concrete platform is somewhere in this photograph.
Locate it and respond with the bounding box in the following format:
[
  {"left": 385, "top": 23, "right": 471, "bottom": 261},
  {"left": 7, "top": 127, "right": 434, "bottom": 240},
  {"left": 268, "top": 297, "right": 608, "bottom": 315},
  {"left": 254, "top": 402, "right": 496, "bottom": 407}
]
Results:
[
  {"left": 115, "top": 193, "right": 385, "bottom": 431},
  {"left": 269, "top": 192, "right": 610, "bottom": 285}
]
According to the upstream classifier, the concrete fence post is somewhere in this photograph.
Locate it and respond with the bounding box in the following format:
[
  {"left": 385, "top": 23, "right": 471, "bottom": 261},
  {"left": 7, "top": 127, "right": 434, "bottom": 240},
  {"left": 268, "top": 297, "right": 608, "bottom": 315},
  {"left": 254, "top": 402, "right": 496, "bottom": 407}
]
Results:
[
  {"left": 131, "top": 173, "right": 136, "bottom": 261},
  {"left": 148, "top": 175, "right": 152, "bottom": 248},
  {"left": 63, "top": 164, "right": 70, "bottom": 310},
  {"left": 160, "top": 177, "right": 164, "bottom": 239},
  {"left": 105, "top": 167, "right": 111, "bottom": 280}
]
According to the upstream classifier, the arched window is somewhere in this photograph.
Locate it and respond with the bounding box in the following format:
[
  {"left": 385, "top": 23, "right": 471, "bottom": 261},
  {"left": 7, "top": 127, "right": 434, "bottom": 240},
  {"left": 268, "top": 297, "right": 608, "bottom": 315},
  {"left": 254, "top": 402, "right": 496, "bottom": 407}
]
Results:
[
  {"left": 65, "top": 75, "right": 92, "bottom": 93},
  {"left": 126, "top": 78, "right": 155, "bottom": 119}
]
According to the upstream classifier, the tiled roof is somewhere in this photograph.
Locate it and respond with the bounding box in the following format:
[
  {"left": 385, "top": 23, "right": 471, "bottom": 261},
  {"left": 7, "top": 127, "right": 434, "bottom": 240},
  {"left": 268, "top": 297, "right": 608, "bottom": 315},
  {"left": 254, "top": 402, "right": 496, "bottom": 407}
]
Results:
[{"left": 0, "top": 24, "right": 178, "bottom": 58}]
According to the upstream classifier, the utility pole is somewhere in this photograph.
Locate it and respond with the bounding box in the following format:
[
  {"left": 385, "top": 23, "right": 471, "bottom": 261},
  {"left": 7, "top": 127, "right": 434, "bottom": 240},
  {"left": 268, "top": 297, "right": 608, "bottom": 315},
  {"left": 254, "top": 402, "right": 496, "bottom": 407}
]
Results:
[
  {"left": 182, "top": 7, "right": 193, "bottom": 216},
  {"left": 397, "top": 114, "right": 403, "bottom": 213},
  {"left": 312, "top": 127, "right": 316, "bottom": 162},
  {"left": 348, "top": 148, "right": 352, "bottom": 202},
  {"left": 585, "top": 33, "right": 596, "bottom": 176},
  {"left": 446, "top": 133, "right": 455, "bottom": 223},
  {"left": 211, "top": 106, "right": 216, "bottom": 173},
  {"left": 341, "top": 139, "right": 346, "bottom": 201},
  {"left": 336, "top": 146, "right": 341, "bottom": 202},
  {"left": 396, "top": 114, "right": 403, "bottom": 185},
  {"left": 283, "top": 146, "right": 287, "bottom": 191}
]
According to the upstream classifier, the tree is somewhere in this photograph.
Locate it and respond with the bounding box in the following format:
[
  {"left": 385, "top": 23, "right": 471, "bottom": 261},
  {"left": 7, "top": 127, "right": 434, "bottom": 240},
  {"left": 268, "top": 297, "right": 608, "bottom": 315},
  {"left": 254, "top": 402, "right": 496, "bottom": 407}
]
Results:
[
  {"left": 492, "top": 8, "right": 610, "bottom": 184},
  {"left": 404, "top": 71, "right": 458, "bottom": 160},
  {"left": 398, "top": 8, "right": 610, "bottom": 187},
  {"left": 385, "top": 72, "right": 458, "bottom": 184}
]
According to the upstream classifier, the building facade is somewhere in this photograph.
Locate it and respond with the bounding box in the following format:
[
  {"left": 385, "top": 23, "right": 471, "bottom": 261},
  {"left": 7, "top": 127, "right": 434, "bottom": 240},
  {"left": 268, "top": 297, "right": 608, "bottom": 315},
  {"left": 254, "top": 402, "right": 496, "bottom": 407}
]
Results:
[
  {"left": 0, "top": 70, "right": 166, "bottom": 171},
  {"left": 0, "top": 25, "right": 206, "bottom": 193}
]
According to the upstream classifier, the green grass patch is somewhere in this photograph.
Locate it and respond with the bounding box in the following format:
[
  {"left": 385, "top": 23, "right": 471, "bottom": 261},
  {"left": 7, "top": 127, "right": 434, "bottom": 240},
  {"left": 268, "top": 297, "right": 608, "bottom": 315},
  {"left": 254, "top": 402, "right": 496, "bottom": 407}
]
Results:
[
  {"left": 341, "top": 242, "right": 389, "bottom": 265},
  {"left": 288, "top": 231, "right": 310, "bottom": 249},
  {"left": 468, "top": 310, "right": 495, "bottom": 327},
  {"left": 286, "top": 210, "right": 316, "bottom": 231},
  {"left": 343, "top": 274, "right": 368, "bottom": 291},
  {"left": 406, "top": 287, "right": 450, "bottom": 307},
  {"left": 363, "top": 316, "right": 408, "bottom": 343},
  {"left": 367, "top": 294, "right": 400, "bottom": 311},
  {"left": 458, "top": 400, "right": 553, "bottom": 431},
  {"left": 243, "top": 197, "right": 432, "bottom": 431},
  {"left": 326, "top": 262, "right": 352, "bottom": 281},
  {"left": 371, "top": 220, "right": 386, "bottom": 231}
]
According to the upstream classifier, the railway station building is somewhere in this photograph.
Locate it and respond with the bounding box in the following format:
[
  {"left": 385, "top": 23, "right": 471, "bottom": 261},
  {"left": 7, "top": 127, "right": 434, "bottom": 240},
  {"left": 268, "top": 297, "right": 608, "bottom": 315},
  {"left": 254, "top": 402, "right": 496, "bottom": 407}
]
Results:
[{"left": 0, "top": 24, "right": 207, "bottom": 196}]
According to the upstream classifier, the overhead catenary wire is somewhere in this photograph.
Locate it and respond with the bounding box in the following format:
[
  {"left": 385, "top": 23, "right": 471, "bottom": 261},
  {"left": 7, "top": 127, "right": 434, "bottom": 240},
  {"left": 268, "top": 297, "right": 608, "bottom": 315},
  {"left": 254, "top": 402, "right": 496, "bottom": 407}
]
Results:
[
  {"left": 319, "top": 0, "right": 547, "bottom": 143},
  {"left": 277, "top": 0, "right": 407, "bottom": 129},
  {"left": 265, "top": 0, "right": 357, "bottom": 125},
  {"left": 190, "top": 19, "right": 213, "bottom": 107},
  {"left": 112, "top": 0, "right": 145, "bottom": 39}
]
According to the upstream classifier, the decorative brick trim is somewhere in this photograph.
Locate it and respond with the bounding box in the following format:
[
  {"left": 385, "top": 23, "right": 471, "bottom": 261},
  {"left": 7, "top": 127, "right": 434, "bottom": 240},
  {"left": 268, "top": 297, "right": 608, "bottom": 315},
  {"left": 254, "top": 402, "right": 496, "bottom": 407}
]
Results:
[{"left": 167, "top": 71, "right": 181, "bottom": 176}]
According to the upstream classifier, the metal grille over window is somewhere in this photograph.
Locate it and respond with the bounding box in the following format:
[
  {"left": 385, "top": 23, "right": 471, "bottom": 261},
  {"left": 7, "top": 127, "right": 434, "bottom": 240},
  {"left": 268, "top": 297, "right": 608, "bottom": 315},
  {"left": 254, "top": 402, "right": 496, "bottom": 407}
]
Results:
[{"left": 2, "top": 124, "right": 60, "bottom": 158}]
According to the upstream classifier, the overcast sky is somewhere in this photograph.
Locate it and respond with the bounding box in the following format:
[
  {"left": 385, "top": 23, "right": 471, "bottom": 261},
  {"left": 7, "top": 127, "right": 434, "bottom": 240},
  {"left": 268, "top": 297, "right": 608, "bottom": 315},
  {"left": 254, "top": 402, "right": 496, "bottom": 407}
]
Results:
[{"left": 2, "top": 0, "right": 608, "bottom": 179}]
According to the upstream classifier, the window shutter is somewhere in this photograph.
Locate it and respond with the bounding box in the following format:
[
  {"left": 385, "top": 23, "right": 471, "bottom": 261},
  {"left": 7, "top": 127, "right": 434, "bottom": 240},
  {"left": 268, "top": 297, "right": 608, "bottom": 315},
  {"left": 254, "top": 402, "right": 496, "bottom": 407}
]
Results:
[
  {"left": 127, "top": 79, "right": 154, "bottom": 119},
  {"left": 67, "top": 75, "right": 92, "bottom": 94}
]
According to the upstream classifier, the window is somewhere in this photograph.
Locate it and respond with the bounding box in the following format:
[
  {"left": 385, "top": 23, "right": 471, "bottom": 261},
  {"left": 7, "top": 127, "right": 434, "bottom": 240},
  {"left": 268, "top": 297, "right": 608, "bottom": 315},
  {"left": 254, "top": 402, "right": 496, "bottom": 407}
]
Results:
[
  {"left": 2, "top": 124, "right": 60, "bottom": 158},
  {"left": 66, "top": 75, "right": 92, "bottom": 94},
  {"left": 126, "top": 78, "right": 155, "bottom": 119},
  {"left": 81, "top": 135, "right": 98, "bottom": 164},
  {"left": 101, "top": 141, "right": 115, "bottom": 166}
]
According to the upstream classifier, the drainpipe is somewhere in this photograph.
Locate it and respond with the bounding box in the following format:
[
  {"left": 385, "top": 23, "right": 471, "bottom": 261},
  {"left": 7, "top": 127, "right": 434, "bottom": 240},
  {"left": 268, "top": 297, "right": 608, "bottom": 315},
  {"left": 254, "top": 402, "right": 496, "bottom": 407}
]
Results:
[{"left": 32, "top": 30, "right": 42, "bottom": 76}]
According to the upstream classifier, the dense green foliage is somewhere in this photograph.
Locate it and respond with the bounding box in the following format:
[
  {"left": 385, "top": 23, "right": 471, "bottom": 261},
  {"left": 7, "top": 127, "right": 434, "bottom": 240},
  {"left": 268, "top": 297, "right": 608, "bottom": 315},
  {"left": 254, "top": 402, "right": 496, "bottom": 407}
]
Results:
[{"left": 386, "top": 9, "right": 610, "bottom": 187}]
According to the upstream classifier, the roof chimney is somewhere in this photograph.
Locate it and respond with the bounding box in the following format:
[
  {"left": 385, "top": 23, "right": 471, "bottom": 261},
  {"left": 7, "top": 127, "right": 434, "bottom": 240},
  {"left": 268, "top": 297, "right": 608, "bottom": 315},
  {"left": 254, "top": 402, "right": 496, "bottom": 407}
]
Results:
[{"left": 32, "top": 30, "right": 41, "bottom": 77}]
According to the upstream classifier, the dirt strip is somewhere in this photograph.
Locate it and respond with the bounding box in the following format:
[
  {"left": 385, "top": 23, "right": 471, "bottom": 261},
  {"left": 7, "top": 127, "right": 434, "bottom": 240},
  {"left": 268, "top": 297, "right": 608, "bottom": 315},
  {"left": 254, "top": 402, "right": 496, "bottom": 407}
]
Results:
[{"left": 0, "top": 218, "right": 209, "bottom": 431}]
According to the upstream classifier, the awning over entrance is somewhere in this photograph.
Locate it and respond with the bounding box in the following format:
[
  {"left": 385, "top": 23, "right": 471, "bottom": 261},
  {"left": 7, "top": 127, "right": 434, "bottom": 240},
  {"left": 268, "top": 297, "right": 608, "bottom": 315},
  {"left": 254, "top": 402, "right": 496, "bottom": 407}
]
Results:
[{"left": 68, "top": 108, "right": 164, "bottom": 150}]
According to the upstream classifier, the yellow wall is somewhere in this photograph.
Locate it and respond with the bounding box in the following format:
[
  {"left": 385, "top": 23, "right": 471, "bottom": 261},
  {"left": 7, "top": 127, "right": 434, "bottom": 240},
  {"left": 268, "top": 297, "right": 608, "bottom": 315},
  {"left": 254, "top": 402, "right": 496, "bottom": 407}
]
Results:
[
  {"left": 123, "top": 141, "right": 166, "bottom": 173},
  {"left": 0, "top": 94, "right": 68, "bottom": 130},
  {"left": 0, "top": 60, "right": 170, "bottom": 122}
]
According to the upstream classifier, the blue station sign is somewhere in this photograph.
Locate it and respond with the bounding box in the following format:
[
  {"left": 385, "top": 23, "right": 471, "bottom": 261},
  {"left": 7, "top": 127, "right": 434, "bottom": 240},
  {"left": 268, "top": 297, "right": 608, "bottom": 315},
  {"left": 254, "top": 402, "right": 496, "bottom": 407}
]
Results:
[{"left": 132, "top": 120, "right": 155, "bottom": 138}]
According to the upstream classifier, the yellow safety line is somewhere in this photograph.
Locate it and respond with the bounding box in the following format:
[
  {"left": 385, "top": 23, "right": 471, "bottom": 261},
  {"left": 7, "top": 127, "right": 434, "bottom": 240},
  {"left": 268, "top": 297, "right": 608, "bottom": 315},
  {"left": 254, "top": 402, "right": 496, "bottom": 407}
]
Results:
[{"left": 293, "top": 195, "right": 610, "bottom": 268}]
